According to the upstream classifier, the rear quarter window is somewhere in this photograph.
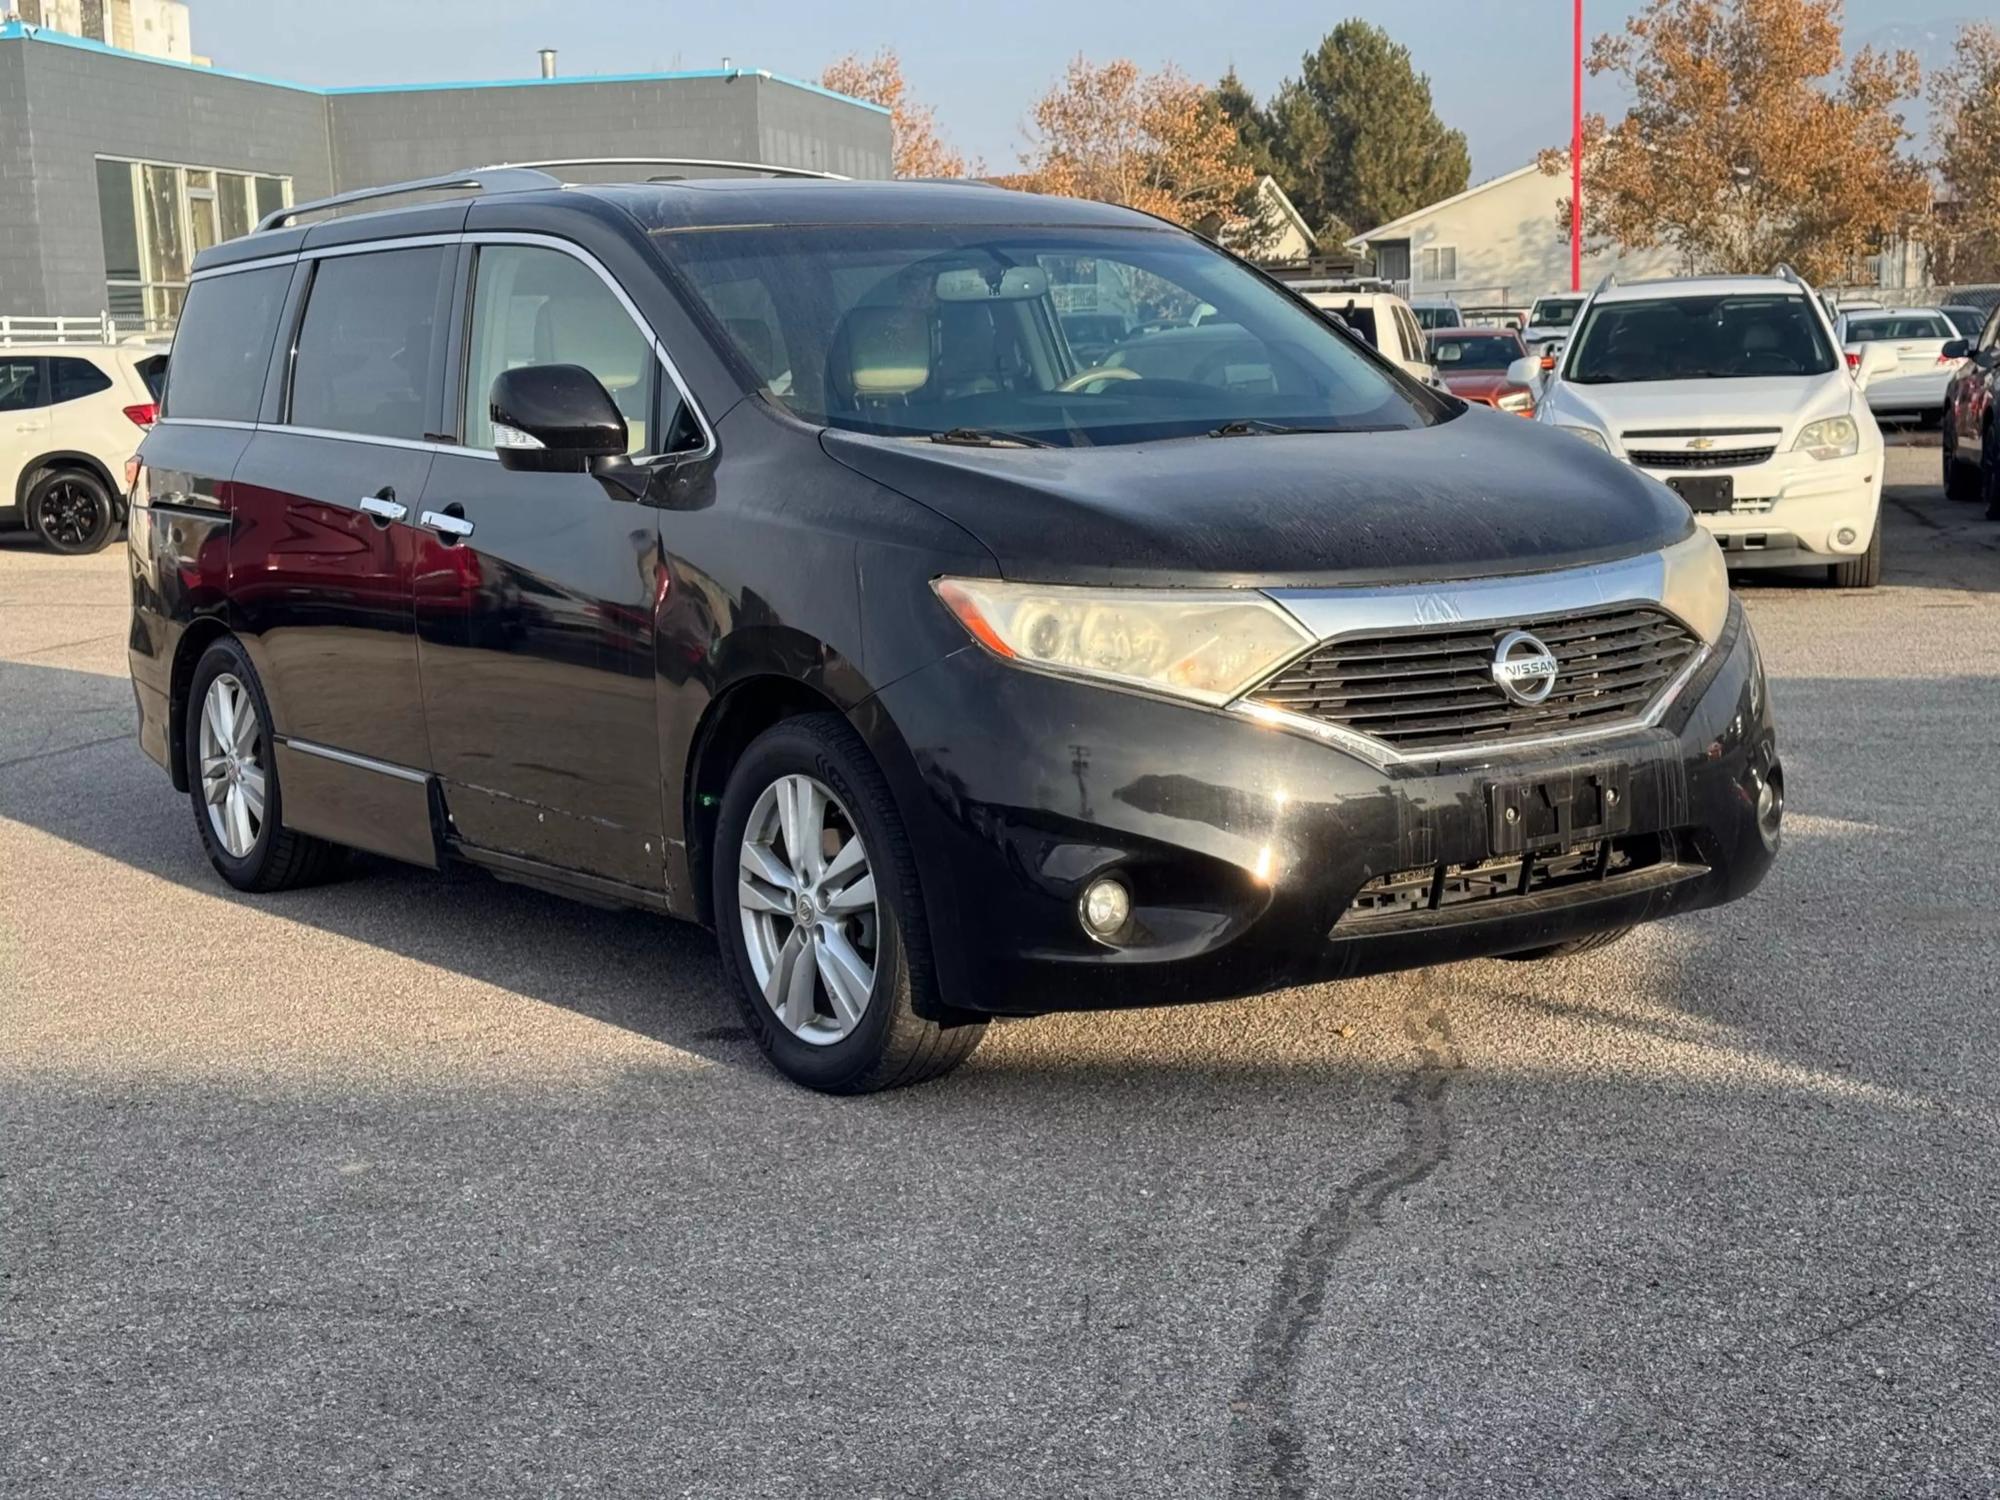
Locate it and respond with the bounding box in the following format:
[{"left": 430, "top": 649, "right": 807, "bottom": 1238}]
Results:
[
  {"left": 164, "top": 266, "right": 290, "bottom": 421},
  {"left": 49, "top": 357, "right": 113, "bottom": 404}
]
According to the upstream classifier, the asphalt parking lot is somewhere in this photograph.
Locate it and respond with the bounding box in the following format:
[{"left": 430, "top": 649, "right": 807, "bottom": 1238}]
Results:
[{"left": 3, "top": 442, "right": 1997, "bottom": 1498}]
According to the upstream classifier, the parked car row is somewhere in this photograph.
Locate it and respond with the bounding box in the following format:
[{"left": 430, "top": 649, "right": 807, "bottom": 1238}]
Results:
[
  {"left": 1943, "top": 304, "right": 2000, "bottom": 517},
  {"left": 126, "top": 167, "right": 1781, "bottom": 1093}
]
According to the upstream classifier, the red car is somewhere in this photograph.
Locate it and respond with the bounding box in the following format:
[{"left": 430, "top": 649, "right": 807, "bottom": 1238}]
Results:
[{"left": 1427, "top": 327, "right": 1538, "bottom": 418}]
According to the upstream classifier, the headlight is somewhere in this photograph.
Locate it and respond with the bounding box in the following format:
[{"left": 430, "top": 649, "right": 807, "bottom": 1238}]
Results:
[
  {"left": 1792, "top": 415, "right": 1858, "bottom": 461},
  {"left": 1659, "top": 528, "right": 1730, "bottom": 645},
  {"left": 1496, "top": 387, "right": 1536, "bottom": 413},
  {"left": 1557, "top": 424, "right": 1609, "bottom": 451},
  {"left": 933, "top": 578, "right": 1313, "bottom": 705}
]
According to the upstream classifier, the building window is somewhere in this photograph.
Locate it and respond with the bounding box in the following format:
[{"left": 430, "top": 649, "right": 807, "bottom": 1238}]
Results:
[
  {"left": 95, "top": 157, "right": 292, "bottom": 331},
  {"left": 1418, "top": 245, "right": 1458, "bottom": 283}
]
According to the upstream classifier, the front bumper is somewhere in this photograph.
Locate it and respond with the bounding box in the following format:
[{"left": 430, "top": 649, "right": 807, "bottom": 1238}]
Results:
[
  {"left": 859, "top": 601, "right": 1778, "bottom": 1017},
  {"left": 1635, "top": 449, "right": 1883, "bottom": 567}
]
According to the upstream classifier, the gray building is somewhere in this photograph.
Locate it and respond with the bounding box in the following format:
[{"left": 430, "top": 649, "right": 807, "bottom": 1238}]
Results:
[{"left": 0, "top": 20, "right": 891, "bottom": 328}]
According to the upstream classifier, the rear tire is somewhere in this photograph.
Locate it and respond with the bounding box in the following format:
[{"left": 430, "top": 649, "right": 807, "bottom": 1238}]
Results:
[
  {"left": 184, "top": 638, "right": 346, "bottom": 892},
  {"left": 1943, "top": 415, "right": 1979, "bottom": 501},
  {"left": 711, "top": 712, "right": 984, "bottom": 1094},
  {"left": 1828, "top": 525, "right": 1881, "bottom": 589},
  {"left": 1500, "top": 926, "right": 1634, "bottom": 961},
  {"left": 26, "top": 468, "right": 115, "bottom": 555}
]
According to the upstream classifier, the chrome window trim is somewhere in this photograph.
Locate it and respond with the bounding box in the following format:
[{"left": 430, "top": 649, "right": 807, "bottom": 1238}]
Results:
[
  {"left": 260, "top": 423, "right": 440, "bottom": 453},
  {"left": 154, "top": 416, "right": 257, "bottom": 431},
  {"left": 1242, "top": 550, "right": 1714, "bottom": 768},
  {"left": 188, "top": 253, "right": 302, "bottom": 281},
  {"left": 279, "top": 737, "right": 428, "bottom": 784}
]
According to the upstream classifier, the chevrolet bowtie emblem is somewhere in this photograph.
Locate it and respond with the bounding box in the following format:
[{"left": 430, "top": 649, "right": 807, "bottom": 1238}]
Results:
[{"left": 1687, "top": 437, "right": 1717, "bottom": 450}]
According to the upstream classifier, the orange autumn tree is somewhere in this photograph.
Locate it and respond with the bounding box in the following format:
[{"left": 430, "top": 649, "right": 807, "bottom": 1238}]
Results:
[
  {"left": 821, "top": 49, "right": 968, "bottom": 179},
  {"left": 1013, "top": 57, "right": 1254, "bottom": 236},
  {"left": 1928, "top": 22, "right": 2000, "bottom": 283},
  {"left": 1543, "top": 0, "right": 1927, "bottom": 284}
]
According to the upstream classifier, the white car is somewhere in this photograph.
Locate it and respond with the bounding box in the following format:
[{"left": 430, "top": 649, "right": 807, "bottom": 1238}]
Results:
[
  {"left": 1525, "top": 271, "right": 1889, "bottom": 588},
  {"left": 1523, "top": 292, "right": 1585, "bottom": 353},
  {"left": 1836, "top": 307, "right": 1965, "bottom": 423},
  {"left": 1295, "top": 286, "right": 1437, "bottom": 384},
  {"left": 1, "top": 342, "right": 164, "bottom": 553}
]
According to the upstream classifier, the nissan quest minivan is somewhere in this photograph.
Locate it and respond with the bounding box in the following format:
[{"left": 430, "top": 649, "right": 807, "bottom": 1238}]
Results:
[{"left": 128, "top": 166, "right": 1783, "bottom": 1093}]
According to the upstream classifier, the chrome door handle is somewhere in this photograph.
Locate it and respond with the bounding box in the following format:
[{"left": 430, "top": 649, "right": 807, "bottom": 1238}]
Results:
[
  {"left": 359, "top": 494, "right": 407, "bottom": 522},
  {"left": 420, "top": 509, "right": 474, "bottom": 539}
]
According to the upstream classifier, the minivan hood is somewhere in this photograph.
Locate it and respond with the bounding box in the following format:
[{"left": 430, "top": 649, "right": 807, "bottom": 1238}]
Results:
[
  {"left": 1547, "top": 373, "right": 1852, "bottom": 441},
  {"left": 821, "top": 408, "right": 1693, "bottom": 588}
]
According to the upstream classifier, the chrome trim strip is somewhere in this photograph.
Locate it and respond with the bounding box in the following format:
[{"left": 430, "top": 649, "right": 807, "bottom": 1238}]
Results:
[
  {"left": 1262, "top": 550, "right": 1672, "bottom": 644},
  {"left": 305, "top": 232, "right": 468, "bottom": 260},
  {"left": 154, "top": 417, "right": 257, "bottom": 431},
  {"left": 280, "top": 737, "right": 428, "bottom": 783},
  {"left": 264, "top": 423, "right": 440, "bottom": 454},
  {"left": 1232, "top": 644, "right": 1711, "bottom": 769},
  {"left": 189, "top": 253, "right": 300, "bottom": 281}
]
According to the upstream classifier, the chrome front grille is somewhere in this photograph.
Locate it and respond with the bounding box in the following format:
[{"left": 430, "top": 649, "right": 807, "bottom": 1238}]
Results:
[
  {"left": 1250, "top": 605, "right": 1702, "bottom": 754},
  {"left": 1628, "top": 446, "right": 1775, "bottom": 470}
]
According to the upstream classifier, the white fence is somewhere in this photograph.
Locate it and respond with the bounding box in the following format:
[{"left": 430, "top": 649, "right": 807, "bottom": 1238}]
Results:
[{"left": 0, "top": 313, "right": 160, "bottom": 346}]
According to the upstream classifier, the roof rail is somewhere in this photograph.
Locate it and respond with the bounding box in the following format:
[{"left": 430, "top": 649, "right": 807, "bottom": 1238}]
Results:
[
  {"left": 257, "top": 156, "right": 849, "bottom": 232},
  {"left": 1591, "top": 271, "right": 1618, "bottom": 298},
  {"left": 257, "top": 165, "right": 562, "bottom": 232}
]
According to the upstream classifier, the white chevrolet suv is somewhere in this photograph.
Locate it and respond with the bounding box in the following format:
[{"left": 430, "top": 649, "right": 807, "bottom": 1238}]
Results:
[{"left": 1527, "top": 272, "right": 1888, "bottom": 588}]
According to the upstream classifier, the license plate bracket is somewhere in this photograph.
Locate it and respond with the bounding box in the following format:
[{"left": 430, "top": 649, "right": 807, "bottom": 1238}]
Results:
[
  {"left": 1487, "top": 764, "right": 1633, "bottom": 856},
  {"left": 1667, "top": 474, "right": 1734, "bottom": 512}
]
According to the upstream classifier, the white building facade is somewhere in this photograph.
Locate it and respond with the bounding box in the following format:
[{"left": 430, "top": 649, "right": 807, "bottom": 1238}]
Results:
[
  {"left": 1346, "top": 163, "right": 1680, "bottom": 307},
  {"left": 6, "top": 0, "right": 192, "bottom": 61}
]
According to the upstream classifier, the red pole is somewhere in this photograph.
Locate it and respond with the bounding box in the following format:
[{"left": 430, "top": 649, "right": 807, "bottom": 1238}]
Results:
[{"left": 1570, "top": 0, "right": 1584, "bottom": 291}]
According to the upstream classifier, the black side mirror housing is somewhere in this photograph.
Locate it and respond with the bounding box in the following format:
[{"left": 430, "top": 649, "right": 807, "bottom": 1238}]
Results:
[
  {"left": 489, "top": 364, "right": 628, "bottom": 474},
  {"left": 1943, "top": 338, "right": 1970, "bottom": 361}
]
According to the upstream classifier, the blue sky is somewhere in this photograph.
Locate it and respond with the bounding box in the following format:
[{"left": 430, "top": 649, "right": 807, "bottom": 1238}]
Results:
[{"left": 194, "top": 0, "right": 1979, "bottom": 180}]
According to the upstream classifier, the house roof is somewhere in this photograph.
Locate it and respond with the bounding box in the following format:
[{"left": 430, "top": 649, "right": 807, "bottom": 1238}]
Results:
[{"left": 1344, "top": 162, "right": 1548, "bottom": 249}]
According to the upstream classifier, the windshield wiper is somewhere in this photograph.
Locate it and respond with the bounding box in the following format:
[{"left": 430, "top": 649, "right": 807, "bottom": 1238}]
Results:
[
  {"left": 927, "top": 427, "right": 1054, "bottom": 449},
  {"left": 1208, "top": 419, "right": 1328, "bottom": 438}
]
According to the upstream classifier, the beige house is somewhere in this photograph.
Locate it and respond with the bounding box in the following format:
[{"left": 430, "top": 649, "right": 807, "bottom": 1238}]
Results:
[{"left": 1346, "top": 162, "right": 1679, "bottom": 306}]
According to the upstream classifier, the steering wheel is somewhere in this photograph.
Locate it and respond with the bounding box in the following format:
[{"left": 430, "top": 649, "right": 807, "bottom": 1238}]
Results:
[{"left": 1056, "top": 365, "right": 1144, "bottom": 394}]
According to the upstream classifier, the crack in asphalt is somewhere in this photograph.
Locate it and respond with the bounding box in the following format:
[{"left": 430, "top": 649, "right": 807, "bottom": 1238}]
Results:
[{"left": 1228, "top": 987, "right": 1464, "bottom": 1500}]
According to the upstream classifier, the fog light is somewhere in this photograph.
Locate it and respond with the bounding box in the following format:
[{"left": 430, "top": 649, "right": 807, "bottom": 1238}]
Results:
[
  {"left": 1836, "top": 526, "right": 1858, "bottom": 547},
  {"left": 1080, "top": 877, "right": 1131, "bottom": 940},
  {"left": 1754, "top": 765, "right": 1784, "bottom": 847}
]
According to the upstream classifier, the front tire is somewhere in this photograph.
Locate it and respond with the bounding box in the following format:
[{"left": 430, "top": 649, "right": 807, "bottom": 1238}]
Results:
[
  {"left": 1828, "top": 525, "right": 1882, "bottom": 589},
  {"left": 184, "top": 638, "right": 345, "bottom": 892},
  {"left": 27, "top": 468, "right": 115, "bottom": 554},
  {"left": 712, "top": 713, "right": 984, "bottom": 1094}
]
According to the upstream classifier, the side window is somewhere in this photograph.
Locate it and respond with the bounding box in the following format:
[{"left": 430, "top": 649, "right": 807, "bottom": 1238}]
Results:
[
  {"left": 162, "top": 265, "right": 290, "bottom": 421},
  {"left": 289, "top": 246, "right": 449, "bottom": 442},
  {"left": 50, "top": 358, "right": 113, "bottom": 405},
  {"left": 1395, "top": 306, "right": 1423, "bottom": 362},
  {"left": 462, "top": 245, "right": 675, "bottom": 457},
  {"left": 0, "top": 358, "right": 44, "bottom": 413}
]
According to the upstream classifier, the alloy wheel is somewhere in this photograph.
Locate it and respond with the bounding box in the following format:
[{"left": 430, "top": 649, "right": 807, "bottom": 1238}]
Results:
[
  {"left": 736, "top": 773, "right": 879, "bottom": 1045},
  {"left": 36, "top": 479, "right": 103, "bottom": 549},
  {"left": 198, "top": 672, "right": 267, "bottom": 858}
]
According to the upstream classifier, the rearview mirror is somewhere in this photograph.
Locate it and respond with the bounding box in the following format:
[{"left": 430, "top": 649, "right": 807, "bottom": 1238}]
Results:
[
  {"left": 934, "top": 265, "right": 1051, "bottom": 302},
  {"left": 1943, "top": 338, "right": 1970, "bottom": 361},
  {"left": 1506, "top": 356, "right": 1544, "bottom": 388},
  {"left": 489, "top": 364, "right": 628, "bottom": 474}
]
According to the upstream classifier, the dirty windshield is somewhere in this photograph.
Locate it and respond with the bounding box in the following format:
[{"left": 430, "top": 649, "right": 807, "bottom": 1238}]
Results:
[{"left": 659, "top": 224, "right": 1440, "bottom": 446}]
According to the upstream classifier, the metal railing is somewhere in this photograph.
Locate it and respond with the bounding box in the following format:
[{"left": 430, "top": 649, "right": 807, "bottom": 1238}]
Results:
[{"left": 0, "top": 313, "right": 127, "bottom": 345}]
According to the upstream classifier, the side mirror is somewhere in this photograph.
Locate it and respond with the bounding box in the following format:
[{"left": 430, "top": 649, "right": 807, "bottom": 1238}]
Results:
[
  {"left": 1855, "top": 342, "right": 1897, "bottom": 389},
  {"left": 489, "top": 364, "right": 628, "bottom": 474},
  {"left": 1506, "top": 355, "right": 1544, "bottom": 388},
  {"left": 1943, "top": 338, "right": 1970, "bottom": 361}
]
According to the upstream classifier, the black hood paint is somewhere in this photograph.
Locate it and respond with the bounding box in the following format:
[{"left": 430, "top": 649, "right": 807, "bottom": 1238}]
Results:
[{"left": 822, "top": 407, "right": 1694, "bottom": 588}]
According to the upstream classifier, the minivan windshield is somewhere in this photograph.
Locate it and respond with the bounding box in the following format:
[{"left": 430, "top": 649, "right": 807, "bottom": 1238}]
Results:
[
  {"left": 1564, "top": 294, "right": 1838, "bottom": 384},
  {"left": 657, "top": 225, "right": 1441, "bottom": 446}
]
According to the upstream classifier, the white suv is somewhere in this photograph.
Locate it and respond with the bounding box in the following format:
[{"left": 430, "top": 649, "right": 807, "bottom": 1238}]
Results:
[
  {"left": 1, "top": 342, "right": 165, "bottom": 553},
  {"left": 1292, "top": 285, "right": 1438, "bottom": 385},
  {"left": 1527, "top": 273, "right": 1887, "bottom": 588}
]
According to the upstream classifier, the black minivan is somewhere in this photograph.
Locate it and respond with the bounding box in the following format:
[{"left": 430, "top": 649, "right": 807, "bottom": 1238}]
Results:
[{"left": 128, "top": 164, "right": 1782, "bottom": 1093}]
